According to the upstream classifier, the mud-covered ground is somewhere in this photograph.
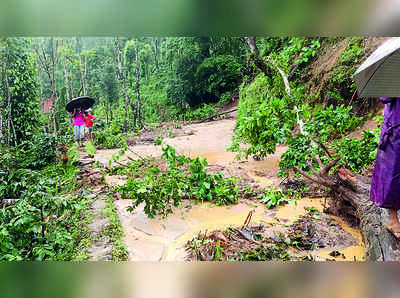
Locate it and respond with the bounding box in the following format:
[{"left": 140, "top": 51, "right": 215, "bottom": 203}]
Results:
[
  {"left": 94, "top": 113, "right": 367, "bottom": 261},
  {"left": 186, "top": 210, "right": 360, "bottom": 262}
]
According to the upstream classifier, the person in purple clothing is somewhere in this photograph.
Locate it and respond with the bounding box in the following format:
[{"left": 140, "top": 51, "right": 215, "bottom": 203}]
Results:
[
  {"left": 72, "top": 107, "right": 85, "bottom": 147},
  {"left": 371, "top": 97, "right": 400, "bottom": 239}
]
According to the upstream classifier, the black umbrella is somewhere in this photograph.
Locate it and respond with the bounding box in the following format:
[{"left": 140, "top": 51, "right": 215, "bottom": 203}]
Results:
[{"left": 66, "top": 96, "right": 95, "bottom": 113}]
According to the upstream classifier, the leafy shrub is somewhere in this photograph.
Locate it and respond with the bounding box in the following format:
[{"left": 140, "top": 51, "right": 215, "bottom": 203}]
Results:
[
  {"left": 183, "top": 103, "right": 218, "bottom": 121},
  {"left": 16, "top": 133, "right": 56, "bottom": 171},
  {"left": 326, "top": 37, "right": 365, "bottom": 99},
  {"left": 195, "top": 55, "right": 242, "bottom": 99},
  {"left": 230, "top": 72, "right": 301, "bottom": 159},
  {"left": 0, "top": 169, "right": 86, "bottom": 261},
  {"left": 95, "top": 128, "right": 125, "bottom": 149},
  {"left": 115, "top": 145, "right": 240, "bottom": 217},
  {"left": 331, "top": 129, "right": 380, "bottom": 173},
  {"left": 260, "top": 188, "right": 297, "bottom": 209},
  {"left": 154, "top": 136, "right": 163, "bottom": 145},
  {"left": 84, "top": 141, "right": 96, "bottom": 157},
  {"left": 279, "top": 105, "right": 370, "bottom": 177}
]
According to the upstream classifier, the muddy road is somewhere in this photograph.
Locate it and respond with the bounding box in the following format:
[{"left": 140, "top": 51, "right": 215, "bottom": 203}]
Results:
[{"left": 94, "top": 117, "right": 366, "bottom": 261}]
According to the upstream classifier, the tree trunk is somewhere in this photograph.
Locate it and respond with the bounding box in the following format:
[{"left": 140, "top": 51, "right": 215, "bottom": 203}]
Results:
[
  {"left": 109, "top": 101, "right": 113, "bottom": 122},
  {"left": 135, "top": 39, "right": 142, "bottom": 128},
  {"left": 114, "top": 37, "right": 129, "bottom": 132},
  {"left": 242, "top": 37, "right": 273, "bottom": 77},
  {"left": 6, "top": 71, "right": 11, "bottom": 147},
  {"left": 69, "top": 68, "right": 74, "bottom": 98},
  {"left": 104, "top": 99, "right": 109, "bottom": 124},
  {"left": 295, "top": 158, "right": 400, "bottom": 261},
  {"left": 49, "top": 39, "right": 59, "bottom": 168},
  {"left": 62, "top": 53, "right": 74, "bottom": 141},
  {"left": 0, "top": 68, "right": 5, "bottom": 146},
  {"left": 83, "top": 40, "right": 88, "bottom": 95}
]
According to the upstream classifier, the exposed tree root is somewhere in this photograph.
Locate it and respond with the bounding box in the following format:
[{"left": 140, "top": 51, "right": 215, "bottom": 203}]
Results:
[{"left": 295, "top": 156, "right": 400, "bottom": 261}]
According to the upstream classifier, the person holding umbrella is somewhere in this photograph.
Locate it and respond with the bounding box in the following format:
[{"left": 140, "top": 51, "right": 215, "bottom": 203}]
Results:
[
  {"left": 72, "top": 107, "right": 85, "bottom": 147},
  {"left": 353, "top": 38, "right": 400, "bottom": 240},
  {"left": 66, "top": 96, "right": 96, "bottom": 147}
]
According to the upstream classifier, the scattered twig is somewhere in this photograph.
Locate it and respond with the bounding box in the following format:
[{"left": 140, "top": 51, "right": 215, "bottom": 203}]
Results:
[
  {"left": 127, "top": 148, "right": 145, "bottom": 160},
  {"left": 241, "top": 210, "right": 254, "bottom": 230},
  {"left": 115, "top": 160, "right": 128, "bottom": 167}
]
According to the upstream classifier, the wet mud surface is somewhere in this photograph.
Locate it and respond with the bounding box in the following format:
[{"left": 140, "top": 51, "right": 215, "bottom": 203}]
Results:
[{"left": 95, "top": 118, "right": 366, "bottom": 261}]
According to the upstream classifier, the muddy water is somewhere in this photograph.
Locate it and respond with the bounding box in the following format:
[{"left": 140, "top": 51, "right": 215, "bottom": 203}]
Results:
[
  {"left": 96, "top": 118, "right": 366, "bottom": 261},
  {"left": 114, "top": 199, "right": 274, "bottom": 261}
]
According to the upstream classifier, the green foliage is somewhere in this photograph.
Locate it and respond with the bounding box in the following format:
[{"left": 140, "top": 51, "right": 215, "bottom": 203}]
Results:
[
  {"left": 183, "top": 103, "right": 218, "bottom": 121},
  {"left": 331, "top": 129, "right": 380, "bottom": 173},
  {"left": 16, "top": 133, "right": 56, "bottom": 170},
  {"left": 296, "top": 39, "right": 321, "bottom": 64},
  {"left": 195, "top": 54, "right": 242, "bottom": 98},
  {"left": 84, "top": 141, "right": 96, "bottom": 158},
  {"left": 230, "top": 73, "right": 301, "bottom": 159},
  {"left": 1, "top": 38, "right": 40, "bottom": 144},
  {"left": 260, "top": 188, "right": 298, "bottom": 209},
  {"left": 0, "top": 169, "right": 87, "bottom": 260},
  {"left": 115, "top": 145, "right": 239, "bottom": 218},
  {"left": 165, "top": 37, "right": 245, "bottom": 110},
  {"left": 154, "top": 135, "right": 163, "bottom": 145},
  {"left": 103, "top": 194, "right": 128, "bottom": 261},
  {"left": 279, "top": 105, "right": 366, "bottom": 176},
  {"left": 95, "top": 128, "right": 125, "bottom": 149},
  {"left": 326, "top": 37, "right": 365, "bottom": 99},
  {"left": 238, "top": 242, "right": 291, "bottom": 261}
]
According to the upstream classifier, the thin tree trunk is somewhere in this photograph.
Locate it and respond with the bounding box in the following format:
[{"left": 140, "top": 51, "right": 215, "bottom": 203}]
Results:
[
  {"left": 154, "top": 37, "right": 159, "bottom": 70},
  {"left": 135, "top": 39, "right": 142, "bottom": 128},
  {"left": 84, "top": 50, "right": 88, "bottom": 95},
  {"left": 49, "top": 39, "right": 59, "bottom": 168},
  {"left": 104, "top": 99, "right": 109, "bottom": 124},
  {"left": 63, "top": 52, "right": 73, "bottom": 140},
  {"left": 70, "top": 69, "right": 74, "bottom": 98},
  {"left": 109, "top": 101, "right": 113, "bottom": 122},
  {"left": 78, "top": 55, "right": 85, "bottom": 96},
  {"left": 6, "top": 71, "right": 11, "bottom": 147},
  {"left": 0, "top": 69, "right": 4, "bottom": 146},
  {"left": 114, "top": 37, "right": 129, "bottom": 132},
  {"left": 37, "top": 55, "right": 44, "bottom": 111},
  {"left": 63, "top": 54, "right": 70, "bottom": 100},
  {"left": 82, "top": 39, "right": 88, "bottom": 95},
  {"left": 242, "top": 37, "right": 273, "bottom": 77}
]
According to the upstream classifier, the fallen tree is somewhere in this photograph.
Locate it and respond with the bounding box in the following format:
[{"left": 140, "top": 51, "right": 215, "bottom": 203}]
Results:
[{"left": 295, "top": 156, "right": 400, "bottom": 261}]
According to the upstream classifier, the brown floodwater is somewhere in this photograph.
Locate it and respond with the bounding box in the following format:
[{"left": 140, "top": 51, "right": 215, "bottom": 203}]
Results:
[{"left": 96, "top": 118, "right": 366, "bottom": 261}]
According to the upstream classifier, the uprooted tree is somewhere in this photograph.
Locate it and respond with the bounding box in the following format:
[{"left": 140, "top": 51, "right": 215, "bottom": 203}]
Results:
[{"left": 295, "top": 155, "right": 400, "bottom": 261}]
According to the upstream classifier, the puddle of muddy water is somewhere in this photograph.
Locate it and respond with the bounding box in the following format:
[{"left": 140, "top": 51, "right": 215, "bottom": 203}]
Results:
[{"left": 113, "top": 196, "right": 365, "bottom": 261}]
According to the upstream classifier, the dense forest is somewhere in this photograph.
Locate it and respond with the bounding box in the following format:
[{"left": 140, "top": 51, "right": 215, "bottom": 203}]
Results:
[{"left": 0, "top": 37, "right": 389, "bottom": 261}]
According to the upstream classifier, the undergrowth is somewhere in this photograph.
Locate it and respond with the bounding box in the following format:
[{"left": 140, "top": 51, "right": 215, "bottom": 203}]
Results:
[{"left": 114, "top": 145, "right": 240, "bottom": 218}]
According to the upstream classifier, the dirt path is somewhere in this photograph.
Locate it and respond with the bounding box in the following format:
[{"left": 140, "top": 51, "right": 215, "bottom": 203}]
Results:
[
  {"left": 95, "top": 118, "right": 366, "bottom": 261},
  {"left": 77, "top": 150, "right": 113, "bottom": 261}
]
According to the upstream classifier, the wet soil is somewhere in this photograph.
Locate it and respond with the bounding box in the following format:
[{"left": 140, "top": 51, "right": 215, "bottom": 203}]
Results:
[
  {"left": 94, "top": 117, "right": 366, "bottom": 261},
  {"left": 185, "top": 211, "right": 360, "bottom": 261}
]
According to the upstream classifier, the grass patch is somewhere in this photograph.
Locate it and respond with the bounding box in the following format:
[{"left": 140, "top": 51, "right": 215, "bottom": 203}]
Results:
[
  {"left": 84, "top": 141, "right": 96, "bottom": 158},
  {"left": 104, "top": 193, "right": 129, "bottom": 261}
]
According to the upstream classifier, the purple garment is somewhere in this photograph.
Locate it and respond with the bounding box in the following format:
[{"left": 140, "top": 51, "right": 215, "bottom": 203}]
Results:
[{"left": 371, "top": 97, "right": 400, "bottom": 209}]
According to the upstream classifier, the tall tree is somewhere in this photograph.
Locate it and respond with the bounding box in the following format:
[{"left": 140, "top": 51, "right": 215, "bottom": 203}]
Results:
[
  {"left": 2, "top": 38, "right": 40, "bottom": 145},
  {"left": 135, "top": 39, "right": 142, "bottom": 128},
  {"left": 35, "top": 37, "right": 59, "bottom": 166},
  {"left": 114, "top": 37, "right": 129, "bottom": 131}
]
